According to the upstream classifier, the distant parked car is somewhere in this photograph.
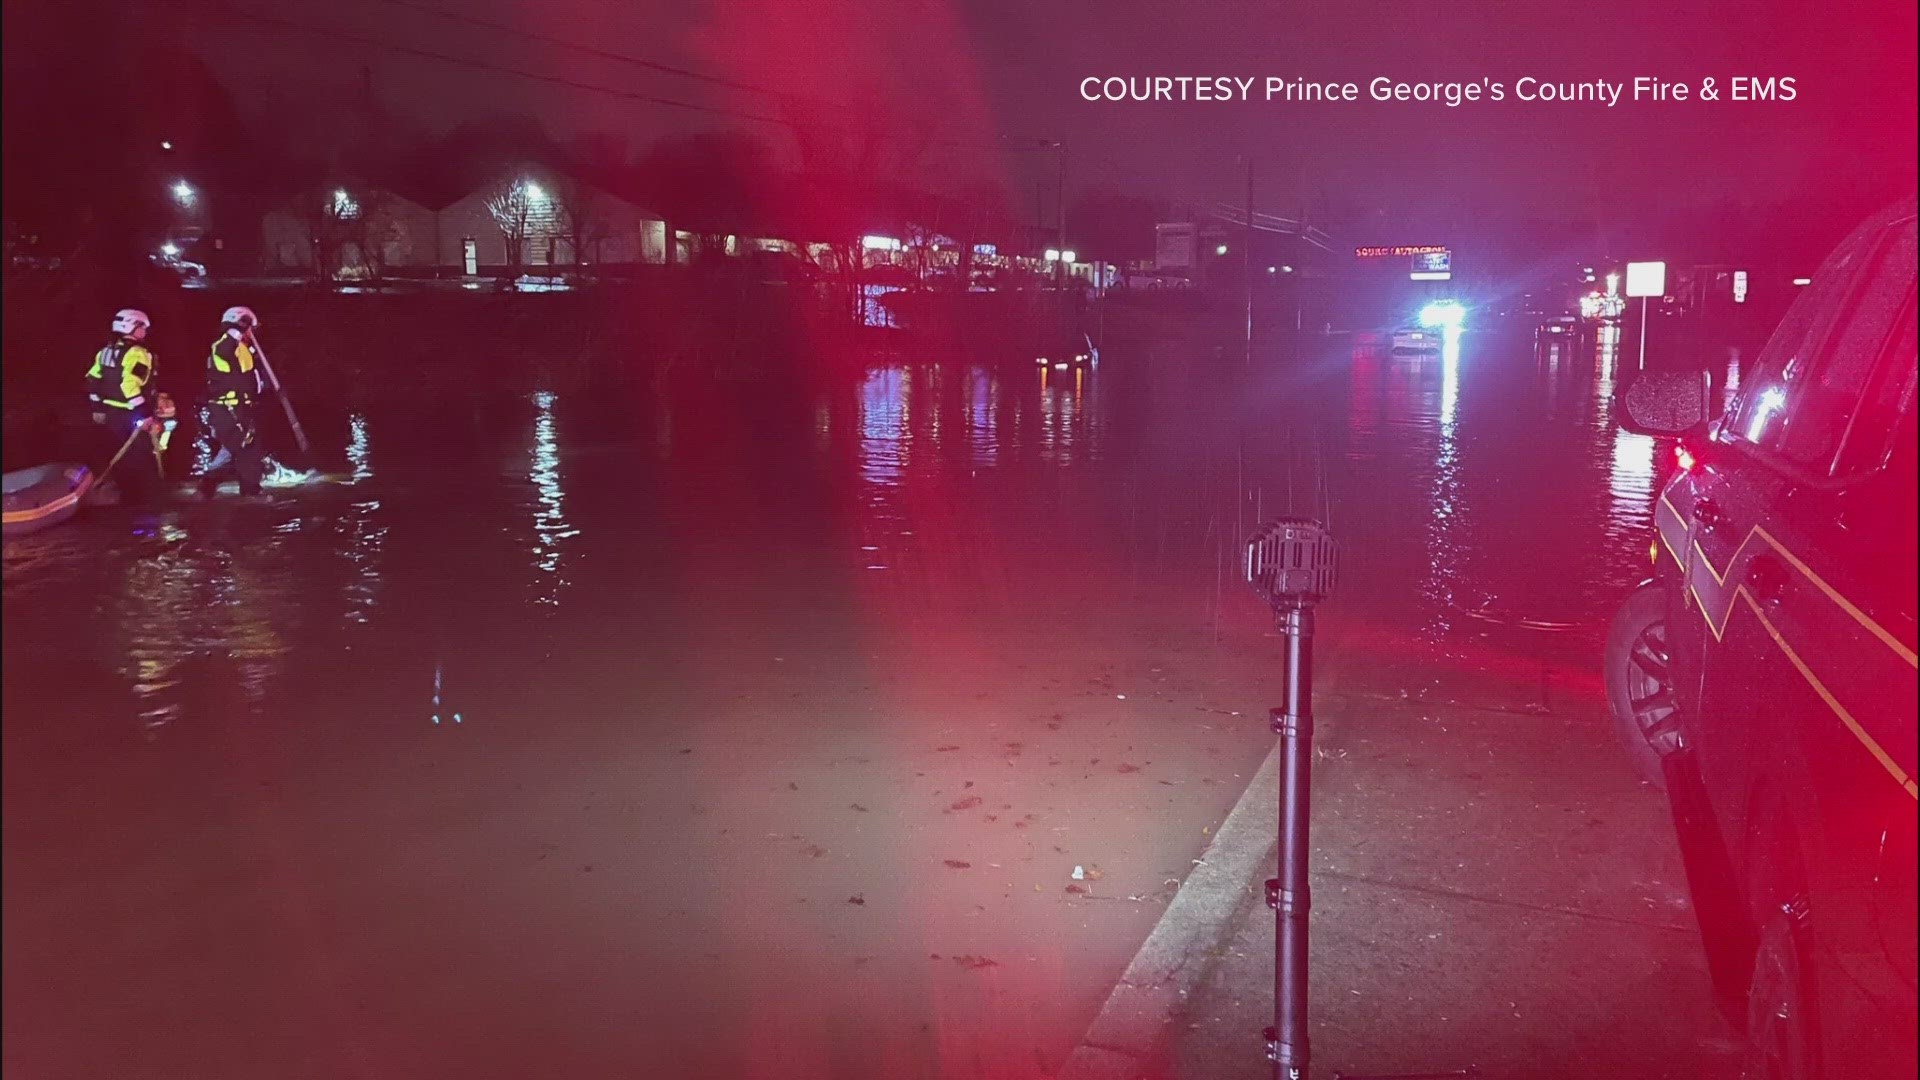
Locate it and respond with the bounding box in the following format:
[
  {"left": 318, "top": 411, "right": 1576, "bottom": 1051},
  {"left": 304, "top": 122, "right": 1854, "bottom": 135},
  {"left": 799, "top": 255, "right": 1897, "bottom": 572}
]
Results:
[{"left": 151, "top": 248, "right": 206, "bottom": 280}]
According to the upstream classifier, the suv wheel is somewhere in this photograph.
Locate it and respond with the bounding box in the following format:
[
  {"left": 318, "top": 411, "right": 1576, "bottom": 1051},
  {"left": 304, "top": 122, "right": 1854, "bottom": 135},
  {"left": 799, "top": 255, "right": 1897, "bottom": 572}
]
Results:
[
  {"left": 1605, "top": 584, "right": 1683, "bottom": 788},
  {"left": 1744, "top": 904, "right": 1817, "bottom": 1080}
]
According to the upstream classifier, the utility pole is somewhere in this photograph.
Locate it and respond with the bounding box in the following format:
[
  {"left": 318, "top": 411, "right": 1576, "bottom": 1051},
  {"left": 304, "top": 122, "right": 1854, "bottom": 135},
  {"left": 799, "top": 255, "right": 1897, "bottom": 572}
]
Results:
[
  {"left": 1245, "top": 155, "right": 1254, "bottom": 369},
  {"left": 1055, "top": 142, "right": 1068, "bottom": 291}
]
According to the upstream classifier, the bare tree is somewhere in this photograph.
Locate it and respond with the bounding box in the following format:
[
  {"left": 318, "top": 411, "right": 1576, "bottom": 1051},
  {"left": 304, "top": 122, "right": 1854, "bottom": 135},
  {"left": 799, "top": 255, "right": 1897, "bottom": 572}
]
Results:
[
  {"left": 550, "top": 173, "right": 608, "bottom": 268},
  {"left": 293, "top": 185, "right": 357, "bottom": 282},
  {"left": 332, "top": 187, "right": 397, "bottom": 280},
  {"left": 780, "top": 100, "right": 934, "bottom": 324},
  {"left": 485, "top": 177, "right": 535, "bottom": 276}
]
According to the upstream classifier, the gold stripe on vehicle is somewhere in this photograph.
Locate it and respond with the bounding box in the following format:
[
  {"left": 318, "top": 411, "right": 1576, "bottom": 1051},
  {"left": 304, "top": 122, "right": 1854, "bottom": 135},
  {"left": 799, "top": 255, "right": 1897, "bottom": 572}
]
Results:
[{"left": 1739, "top": 588, "right": 1920, "bottom": 799}]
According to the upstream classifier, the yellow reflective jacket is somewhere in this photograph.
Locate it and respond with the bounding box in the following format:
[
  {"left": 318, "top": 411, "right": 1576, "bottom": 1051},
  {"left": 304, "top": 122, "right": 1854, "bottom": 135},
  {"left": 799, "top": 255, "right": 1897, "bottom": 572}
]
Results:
[
  {"left": 207, "top": 332, "right": 259, "bottom": 406},
  {"left": 86, "top": 339, "right": 155, "bottom": 411}
]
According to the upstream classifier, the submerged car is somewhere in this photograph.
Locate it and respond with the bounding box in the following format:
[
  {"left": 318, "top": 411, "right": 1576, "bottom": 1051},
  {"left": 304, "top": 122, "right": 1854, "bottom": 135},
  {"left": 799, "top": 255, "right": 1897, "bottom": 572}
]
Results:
[
  {"left": 1605, "top": 199, "right": 1916, "bottom": 1078},
  {"left": 1389, "top": 326, "right": 1444, "bottom": 352},
  {"left": 1392, "top": 300, "right": 1466, "bottom": 352}
]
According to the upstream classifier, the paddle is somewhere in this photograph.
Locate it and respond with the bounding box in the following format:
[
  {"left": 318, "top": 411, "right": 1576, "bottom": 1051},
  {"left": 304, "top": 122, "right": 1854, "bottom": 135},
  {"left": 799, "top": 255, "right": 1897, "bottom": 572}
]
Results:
[{"left": 245, "top": 329, "right": 310, "bottom": 454}]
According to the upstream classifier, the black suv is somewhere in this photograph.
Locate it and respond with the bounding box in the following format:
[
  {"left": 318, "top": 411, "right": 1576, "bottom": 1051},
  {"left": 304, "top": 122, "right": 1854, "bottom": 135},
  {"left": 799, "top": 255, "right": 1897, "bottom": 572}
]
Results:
[{"left": 1606, "top": 199, "right": 1916, "bottom": 1078}]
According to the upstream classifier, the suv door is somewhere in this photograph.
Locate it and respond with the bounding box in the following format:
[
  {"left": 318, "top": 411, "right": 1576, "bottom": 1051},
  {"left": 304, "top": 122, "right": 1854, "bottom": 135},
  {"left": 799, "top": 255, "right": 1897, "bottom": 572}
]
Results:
[
  {"left": 1680, "top": 218, "right": 1885, "bottom": 863},
  {"left": 1690, "top": 210, "right": 1917, "bottom": 1074}
]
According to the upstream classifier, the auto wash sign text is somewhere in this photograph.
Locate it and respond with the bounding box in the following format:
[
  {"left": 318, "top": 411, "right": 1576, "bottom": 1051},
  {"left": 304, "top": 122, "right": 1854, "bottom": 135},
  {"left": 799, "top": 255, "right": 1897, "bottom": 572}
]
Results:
[
  {"left": 1354, "top": 245, "right": 1449, "bottom": 258},
  {"left": 1356, "top": 245, "right": 1453, "bottom": 280}
]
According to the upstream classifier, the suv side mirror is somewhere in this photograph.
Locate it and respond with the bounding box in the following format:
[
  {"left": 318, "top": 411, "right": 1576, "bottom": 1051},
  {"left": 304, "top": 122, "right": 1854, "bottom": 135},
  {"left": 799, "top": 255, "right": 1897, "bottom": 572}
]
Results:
[{"left": 1617, "top": 369, "right": 1714, "bottom": 436}]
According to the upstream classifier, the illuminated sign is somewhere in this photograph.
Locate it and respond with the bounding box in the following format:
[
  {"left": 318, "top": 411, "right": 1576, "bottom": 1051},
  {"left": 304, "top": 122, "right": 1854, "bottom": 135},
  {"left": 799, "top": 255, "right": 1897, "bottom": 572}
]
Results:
[
  {"left": 1356, "top": 245, "right": 1449, "bottom": 259},
  {"left": 1411, "top": 250, "right": 1451, "bottom": 275},
  {"left": 1733, "top": 270, "right": 1748, "bottom": 303},
  {"left": 1156, "top": 222, "right": 1196, "bottom": 270},
  {"left": 1625, "top": 261, "right": 1666, "bottom": 298}
]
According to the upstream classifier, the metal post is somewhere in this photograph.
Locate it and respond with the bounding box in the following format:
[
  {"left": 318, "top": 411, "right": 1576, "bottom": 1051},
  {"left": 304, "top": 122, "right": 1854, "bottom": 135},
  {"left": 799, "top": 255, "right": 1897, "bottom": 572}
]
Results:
[
  {"left": 1268, "top": 606, "right": 1314, "bottom": 1080},
  {"left": 1247, "top": 517, "right": 1478, "bottom": 1080},
  {"left": 1637, "top": 295, "right": 1649, "bottom": 372}
]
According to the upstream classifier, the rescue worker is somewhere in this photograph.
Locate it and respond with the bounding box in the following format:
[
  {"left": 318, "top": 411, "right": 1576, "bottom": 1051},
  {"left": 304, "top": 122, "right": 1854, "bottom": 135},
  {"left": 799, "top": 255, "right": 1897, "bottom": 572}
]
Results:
[
  {"left": 200, "top": 305, "right": 267, "bottom": 500},
  {"left": 86, "top": 308, "right": 161, "bottom": 504}
]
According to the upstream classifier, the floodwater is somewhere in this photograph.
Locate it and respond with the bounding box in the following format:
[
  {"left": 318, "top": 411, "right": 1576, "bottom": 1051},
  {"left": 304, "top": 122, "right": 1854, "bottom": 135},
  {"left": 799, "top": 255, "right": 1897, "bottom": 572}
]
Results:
[{"left": 4, "top": 324, "right": 1671, "bottom": 1078}]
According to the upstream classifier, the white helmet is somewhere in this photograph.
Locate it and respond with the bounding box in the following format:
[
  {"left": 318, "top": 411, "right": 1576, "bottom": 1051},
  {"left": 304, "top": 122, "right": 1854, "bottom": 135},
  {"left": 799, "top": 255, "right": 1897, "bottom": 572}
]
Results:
[
  {"left": 111, "top": 308, "right": 150, "bottom": 340},
  {"left": 220, "top": 305, "right": 259, "bottom": 330}
]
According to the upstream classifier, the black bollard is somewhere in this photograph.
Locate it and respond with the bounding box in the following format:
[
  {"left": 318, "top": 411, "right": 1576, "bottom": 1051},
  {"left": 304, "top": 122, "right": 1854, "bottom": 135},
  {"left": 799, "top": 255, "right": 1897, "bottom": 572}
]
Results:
[
  {"left": 1247, "top": 518, "right": 1479, "bottom": 1080},
  {"left": 1246, "top": 518, "right": 1335, "bottom": 1080},
  {"left": 1268, "top": 607, "right": 1315, "bottom": 1080}
]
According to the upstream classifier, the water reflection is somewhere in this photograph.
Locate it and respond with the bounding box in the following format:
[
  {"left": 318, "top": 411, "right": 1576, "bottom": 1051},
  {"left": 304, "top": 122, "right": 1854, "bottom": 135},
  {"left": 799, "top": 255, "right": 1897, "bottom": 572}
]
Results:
[
  {"left": 339, "top": 412, "right": 385, "bottom": 624},
  {"left": 858, "top": 368, "right": 911, "bottom": 517},
  {"left": 1422, "top": 331, "right": 1466, "bottom": 636},
  {"left": 528, "top": 391, "right": 577, "bottom": 605},
  {"left": 1593, "top": 323, "right": 1622, "bottom": 428},
  {"left": 966, "top": 366, "right": 998, "bottom": 469},
  {"left": 109, "top": 525, "right": 288, "bottom": 741},
  {"left": 1608, "top": 429, "right": 1658, "bottom": 540},
  {"left": 1036, "top": 362, "right": 1098, "bottom": 465}
]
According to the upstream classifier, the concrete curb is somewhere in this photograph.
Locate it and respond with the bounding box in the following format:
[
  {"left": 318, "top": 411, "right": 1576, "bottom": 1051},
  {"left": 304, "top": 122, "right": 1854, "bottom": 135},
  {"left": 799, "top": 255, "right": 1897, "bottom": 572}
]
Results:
[{"left": 1055, "top": 742, "right": 1279, "bottom": 1079}]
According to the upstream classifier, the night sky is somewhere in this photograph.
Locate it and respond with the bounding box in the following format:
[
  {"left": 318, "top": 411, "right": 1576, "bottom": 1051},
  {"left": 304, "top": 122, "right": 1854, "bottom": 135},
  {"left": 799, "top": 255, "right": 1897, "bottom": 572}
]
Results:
[{"left": 6, "top": 0, "right": 1917, "bottom": 230}]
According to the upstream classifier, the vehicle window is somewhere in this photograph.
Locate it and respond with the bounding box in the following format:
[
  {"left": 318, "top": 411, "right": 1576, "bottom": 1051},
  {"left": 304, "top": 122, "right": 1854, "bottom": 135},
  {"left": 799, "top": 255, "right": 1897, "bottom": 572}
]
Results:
[
  {"left": 1778, "top": 221, "right": 1919, "bottom": 471},
  {"left": 1834, "top": 296, "right": 1918, "bottom": 476},
  {"left": 1724, "top": 223, "right": 1885, "bottom": 451}
]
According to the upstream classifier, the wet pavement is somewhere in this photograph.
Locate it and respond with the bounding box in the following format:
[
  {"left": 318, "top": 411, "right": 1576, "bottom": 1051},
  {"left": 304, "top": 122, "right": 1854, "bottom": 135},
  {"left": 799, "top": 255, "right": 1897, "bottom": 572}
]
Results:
[{"left": 3, "top": 324, "right": 1718, "bottom": 1078}]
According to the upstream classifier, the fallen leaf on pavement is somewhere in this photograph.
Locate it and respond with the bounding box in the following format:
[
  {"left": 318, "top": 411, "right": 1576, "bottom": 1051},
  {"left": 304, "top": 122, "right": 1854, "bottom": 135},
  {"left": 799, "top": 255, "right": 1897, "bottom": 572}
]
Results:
[
  {"left": 944, "top": 859, "right": 972, "bottom": 869},
  {"left": 948, "top": 796, "right": 983, "bottom": 812}
]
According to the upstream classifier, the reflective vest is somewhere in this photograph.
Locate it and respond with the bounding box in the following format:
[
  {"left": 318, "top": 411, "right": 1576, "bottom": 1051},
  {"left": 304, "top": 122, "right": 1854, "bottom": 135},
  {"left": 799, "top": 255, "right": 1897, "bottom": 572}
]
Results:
[
  {"left": 207, "top": 332, "right": 260, "bottom": 406},
  {"left": 86, "top": 339, "right": 154, "bottom": 411}
]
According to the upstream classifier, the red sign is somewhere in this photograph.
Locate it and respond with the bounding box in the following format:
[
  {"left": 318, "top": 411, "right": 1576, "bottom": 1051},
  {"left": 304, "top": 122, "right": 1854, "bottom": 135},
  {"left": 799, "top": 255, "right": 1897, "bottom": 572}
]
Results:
[{"left": 1355, "top": 245, "right": 1448, "bottom": 259}]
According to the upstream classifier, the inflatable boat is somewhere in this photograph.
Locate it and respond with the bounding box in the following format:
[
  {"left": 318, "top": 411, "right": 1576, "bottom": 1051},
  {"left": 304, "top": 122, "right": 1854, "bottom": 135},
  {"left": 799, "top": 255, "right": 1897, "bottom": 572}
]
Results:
[{"left": 2, "top": 463, "right": 92, "bottom": 538}]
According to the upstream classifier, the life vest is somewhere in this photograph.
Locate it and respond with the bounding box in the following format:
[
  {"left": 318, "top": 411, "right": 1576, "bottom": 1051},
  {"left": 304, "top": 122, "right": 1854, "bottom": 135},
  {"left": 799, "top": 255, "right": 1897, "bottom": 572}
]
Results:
[
  {"left": 86, "top": 339, "right": 154, "bottom": 411},
  {"left": 207, "top": 332, "right": 259, "bottom": 406}
]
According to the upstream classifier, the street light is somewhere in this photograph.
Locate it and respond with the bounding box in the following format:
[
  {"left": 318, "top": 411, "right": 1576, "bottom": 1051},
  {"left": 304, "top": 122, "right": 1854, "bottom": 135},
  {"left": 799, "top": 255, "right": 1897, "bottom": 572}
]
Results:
[
  {"left": 160, "top": 242, "right": 179, "bottom": 257},
  {"left": 171, "top": 180, "right": 195, "bottom": 206},
  {"left": 160, "top": 140, "right": 173, "bottom": 151},
  {"left": 523, "top": 180, "right": 547, "bottom": 203},
  {"left": 1217, "top": 244, "right": 1229, "bottom": 256},
  {"left": 1060, "top": 249, "right": 1076, "bottom": 263}
]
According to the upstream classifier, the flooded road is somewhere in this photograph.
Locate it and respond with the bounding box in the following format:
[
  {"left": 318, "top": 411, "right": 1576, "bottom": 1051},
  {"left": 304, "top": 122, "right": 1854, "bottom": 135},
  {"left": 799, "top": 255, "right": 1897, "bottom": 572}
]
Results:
[{"left": 3, "top": 325, "right": 1686, "bottom": 1078}]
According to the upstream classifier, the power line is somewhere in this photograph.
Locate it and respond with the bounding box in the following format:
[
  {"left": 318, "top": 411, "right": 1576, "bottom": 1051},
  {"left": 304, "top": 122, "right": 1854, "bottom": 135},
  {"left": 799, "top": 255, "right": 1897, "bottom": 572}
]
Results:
[
  {"left": 219, "top": 4, "right": 793, "bottom": 127},
  {"left": 372, "top": 0, "right": 1062, "bottom": 153},
  {"left": 226, "top": 3, "right": 1060, "bottom": 156},
  {"left": 372, "top": 0, "right": 842, "bottom": 111}
]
